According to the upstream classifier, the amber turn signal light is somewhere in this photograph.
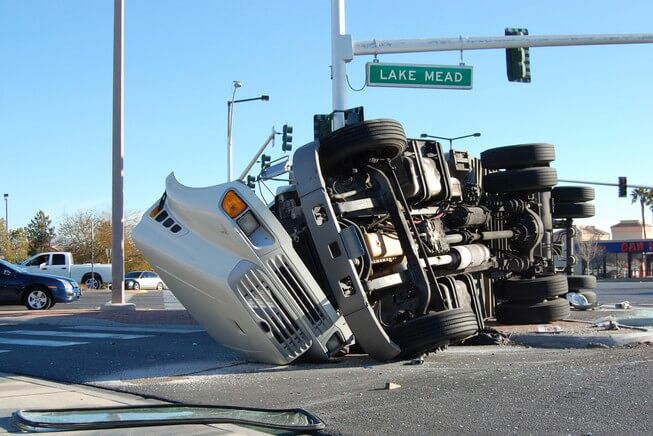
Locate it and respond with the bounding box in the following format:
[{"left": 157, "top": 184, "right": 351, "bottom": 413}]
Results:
[
  {"left": 222, "top": 190, "right": 248, "bottom": 218},
  {"left": 149, "top": 206, "right": 160, "bottom": 218}
]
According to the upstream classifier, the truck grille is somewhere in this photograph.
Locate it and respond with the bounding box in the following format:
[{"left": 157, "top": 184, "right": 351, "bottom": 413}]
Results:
[
  {"left": 236, "top": 268, "right": 311, "bottom": 359},
  {"left": 267, "top": 254, "right": 330, "bottom": 336}
]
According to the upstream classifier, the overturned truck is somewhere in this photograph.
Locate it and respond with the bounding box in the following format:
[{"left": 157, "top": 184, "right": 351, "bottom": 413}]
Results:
[{"left": 134, "top": 117, "right": 595, "bottom": 365}]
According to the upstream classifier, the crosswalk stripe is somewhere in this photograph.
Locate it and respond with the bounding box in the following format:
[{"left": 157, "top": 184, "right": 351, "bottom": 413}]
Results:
[
  {"left": 0, "top": 338, "right": 88, "bottom": 347},
  {"left": 62, "top": 325, "right": 203, "bottom": 334},
  {"left": 5, "top": 330, "right": 152, "bottom": 340}
]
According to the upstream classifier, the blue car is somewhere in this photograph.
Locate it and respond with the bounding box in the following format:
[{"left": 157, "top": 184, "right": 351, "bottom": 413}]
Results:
[{"left": 0, "top": 259, "right": 81, "bottom": 310}]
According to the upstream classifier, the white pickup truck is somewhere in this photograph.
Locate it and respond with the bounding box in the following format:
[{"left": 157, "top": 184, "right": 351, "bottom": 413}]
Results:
[{"left": 20, "top": 252, "right": 112, "bottom": 289}]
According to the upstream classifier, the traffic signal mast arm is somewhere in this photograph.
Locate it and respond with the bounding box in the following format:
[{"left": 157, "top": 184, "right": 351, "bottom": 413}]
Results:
[
  {"left": 351, "top": 33, "right": 653, "bottom": 56},
  {"left": 330, "top": 0, "right": 653, "bottom": 128},
  {"left": 238, "top": 127, "right": 277, "bottom": 181},
  {"left": 558, "top": 179, "right": 653, "bottom": 190}
]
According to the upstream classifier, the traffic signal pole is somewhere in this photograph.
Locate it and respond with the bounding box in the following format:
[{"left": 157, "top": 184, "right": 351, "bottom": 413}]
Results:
[{"left": 330, "top": 0, "right": 653, "bottom": 129}]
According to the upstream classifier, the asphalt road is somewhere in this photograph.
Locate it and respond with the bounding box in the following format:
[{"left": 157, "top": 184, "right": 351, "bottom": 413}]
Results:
[
  {"left": 594, "top": 281, "right": 653, "bottom": 306},
  {"left": 104, "top": 346, "right": 653, "bottom": 436},
  {"left": 0, "top": 318, "right": 651, "bottom": 435},
  {"left": 1, "top": 283, "right": 653, "bottom": 434}
]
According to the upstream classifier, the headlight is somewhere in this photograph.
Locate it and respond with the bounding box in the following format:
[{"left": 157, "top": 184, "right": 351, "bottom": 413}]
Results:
[{"left": 63, "top": 281, "right": 73, "bottom": 290}]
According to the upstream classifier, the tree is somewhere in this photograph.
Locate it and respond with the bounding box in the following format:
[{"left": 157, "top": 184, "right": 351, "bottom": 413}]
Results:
[
  {"left": 6, "top": 228, "right": 30, "bottom": 263},
  {"left": 56, "top": 210, "right": 107, "bottom": 264},
  {"left": 0, "top": 218, "right": 9, "bottom": 259},
  {"left": 631, "top": 188, "right": 653, "bottom": 239},
  {"left": 576, "top": 234, "right": 605, "bottom": 275},
  {"left": 26, "top": 210, "right": 56, "bottom": 255},
  {"left": 0, "top": 218, "right": 8, "bottom": 260},
  {"left": 55, "top": 209, "right": 151, "bottom": 272}
]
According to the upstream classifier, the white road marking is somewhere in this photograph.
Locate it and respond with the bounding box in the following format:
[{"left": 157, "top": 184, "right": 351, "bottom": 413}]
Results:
[
  {"left": 0, "top": 349, "right": 10, "bottom": 353},
  {"left": 0, "top": 337, "right": 88, "bottom": 347},
  {"left": 62, "top": 325, "right": 203, "bottom": 334},
  {"left": 163, "top": 291, "right": 185, "bottom": 310},
  {"left": 5, "top": 330, "right": 152, "bottom": 340}
]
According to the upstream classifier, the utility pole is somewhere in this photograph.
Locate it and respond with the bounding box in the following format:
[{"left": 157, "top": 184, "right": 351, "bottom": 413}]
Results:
[{"left": 104, "top": 0, "right": 133, "bottom": 310}]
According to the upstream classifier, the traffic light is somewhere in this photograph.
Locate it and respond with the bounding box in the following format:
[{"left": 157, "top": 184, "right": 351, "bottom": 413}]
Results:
[
  {"left": 261, "top": 154, "right": 271, "bottom": 170},
  {"left": 505, "top": 28, "right": 531, "bottom": 83},
  {"left": 618, "top": 176, "right": 627, "bottom": 197},
  {"left": 282, "top": 124, "right": 293, "bottom": 152},
  {"left": 246, "top": 175, "right": 256, "bottom": 189}
]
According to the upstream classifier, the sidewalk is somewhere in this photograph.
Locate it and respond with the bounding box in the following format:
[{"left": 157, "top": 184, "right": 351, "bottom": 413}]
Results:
[{"left": 0, "top": 373, "right": 280, "bottom": 435}]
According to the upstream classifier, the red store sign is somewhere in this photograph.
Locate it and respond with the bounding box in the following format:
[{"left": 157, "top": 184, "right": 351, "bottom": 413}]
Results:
[{"left": 620, "top": 241, "right": 653, "bottom": 253}]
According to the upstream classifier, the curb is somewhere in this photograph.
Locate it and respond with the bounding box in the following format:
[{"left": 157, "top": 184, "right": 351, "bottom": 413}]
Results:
[{"left": 507, "top": 331, "right": 653, "bottom": 349}]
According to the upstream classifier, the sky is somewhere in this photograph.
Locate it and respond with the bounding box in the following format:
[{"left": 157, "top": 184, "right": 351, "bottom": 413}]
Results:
[{"left": 1, "top": 0, "right": 652, "bottom": 236}]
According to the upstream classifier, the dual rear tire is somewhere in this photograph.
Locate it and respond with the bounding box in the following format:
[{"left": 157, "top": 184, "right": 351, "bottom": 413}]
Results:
[{"left": 494, "top": 274, "right": 570, "bottom": 325}]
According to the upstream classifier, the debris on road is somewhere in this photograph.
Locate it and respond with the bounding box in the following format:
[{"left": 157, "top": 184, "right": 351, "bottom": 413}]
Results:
[
  {"left": 616, "top": 301, "right": 632, "bottom": 309},
  {"left": 385, "top": 382, "right": 401, "bottom": 390},
  {"left": 536, "top": 325, "right": 562, "bottom": 334}
]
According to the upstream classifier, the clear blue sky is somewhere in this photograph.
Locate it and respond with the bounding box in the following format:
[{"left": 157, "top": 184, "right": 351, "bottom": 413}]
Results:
[{"left": 1, "top": 0, "right": 652, "bottom": 235}]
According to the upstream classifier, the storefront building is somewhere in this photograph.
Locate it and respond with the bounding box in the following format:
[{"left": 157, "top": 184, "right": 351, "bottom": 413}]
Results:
[{"left": 596, "top": 240, "right": 653, "bottom": 278}]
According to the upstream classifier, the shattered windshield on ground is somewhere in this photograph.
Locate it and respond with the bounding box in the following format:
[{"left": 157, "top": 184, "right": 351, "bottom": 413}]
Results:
[{"left": 13, "top": 404, "right": 325, "bottom": 433}]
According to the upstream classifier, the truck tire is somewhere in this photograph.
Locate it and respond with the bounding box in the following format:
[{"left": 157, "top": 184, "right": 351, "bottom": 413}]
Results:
[
  {"left": 318, "top": 119, "right": 407, "bottom": 170},
  {"left": 387, "top": 308, "right": 479, "bottom": 358},
  {"left": 484, "top": 167, "right": 558, "bottom": 193},
  {"left": 480, "top": 143, "right": 555, "bottom": 170},
  {"left": 502, "top": 274, "right": 569, "bottom": 302},
  {"left": 496, "top": 298, "right": 570, "bottom": 325},
  {"left": 553, "top": 202, "right": 595, "bottom": 219},
  {"left": 24, "top": 288, "right": 53, "bottom": 310},
  {"left": 552, "top": 186, "right": 595, "bottom": 203},
  {"left": 567, "top": 275, "right": 597, "bottom": 291},
  {"left": 82, "top": 274, "right": 102, "bottom": 290}
]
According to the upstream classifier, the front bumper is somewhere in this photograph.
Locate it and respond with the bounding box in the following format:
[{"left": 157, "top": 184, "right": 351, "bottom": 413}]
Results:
[
  {"left": 133, "top": 174, "right": 353, "bottom": 365},
  {"left": 52, "top": 285, "right": 81, "bottom": 303}
]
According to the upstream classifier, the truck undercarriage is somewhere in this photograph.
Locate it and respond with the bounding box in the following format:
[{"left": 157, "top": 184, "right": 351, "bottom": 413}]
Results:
[{"left": 134, "top": 116, "right": 595, "bottom": 364}]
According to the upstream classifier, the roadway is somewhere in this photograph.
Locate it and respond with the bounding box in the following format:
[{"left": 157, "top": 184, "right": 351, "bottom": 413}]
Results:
[{"left": 0, "top": 282, "right": 652, "bottom": 435}]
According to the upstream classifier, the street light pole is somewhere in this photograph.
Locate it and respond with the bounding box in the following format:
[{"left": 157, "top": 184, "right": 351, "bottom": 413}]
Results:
[
  {"left": 226, "top": 83, "right": 269, "bottom": 182},
  {"left": 420, "top": 132, "right": 481, "bottom": 151},
  {"left": 226, "top": 80, "right": 242, "bottom": 182},
  {"left": 3, "top": 194, "right": 7, "bottom": 233}
]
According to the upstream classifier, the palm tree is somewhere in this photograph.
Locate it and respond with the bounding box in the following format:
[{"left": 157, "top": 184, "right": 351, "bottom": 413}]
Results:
[{"left": 631, "top": 188, "right": 653, "bottom": 239}]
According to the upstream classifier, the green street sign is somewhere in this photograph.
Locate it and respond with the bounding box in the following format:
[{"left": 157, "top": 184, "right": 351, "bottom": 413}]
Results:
[{"left": 366, "top": 62, "right": 473, "bottom": 89}]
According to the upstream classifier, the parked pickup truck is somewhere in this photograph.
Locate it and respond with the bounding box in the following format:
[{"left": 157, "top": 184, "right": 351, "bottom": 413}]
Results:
[
  {"left": 134, "top": 115, "right": 595, "bottom": 365},
  {"left": 20, "top": 252, "right": 112, "bottom": 289}
]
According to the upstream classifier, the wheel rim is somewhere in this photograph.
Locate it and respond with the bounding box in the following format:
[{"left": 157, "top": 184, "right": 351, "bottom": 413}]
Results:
[
  {"left": 157, "top": 283, "right": 163, "bottom": 290},
  {"left": 85, "top": 278, "right": 99, "bottom": 289},
  {"left": 28, "top": 290, "right": 49, "bottom": 309},
  {"left": 134, "top": 282, "right": 140, "bottom": 290}
]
